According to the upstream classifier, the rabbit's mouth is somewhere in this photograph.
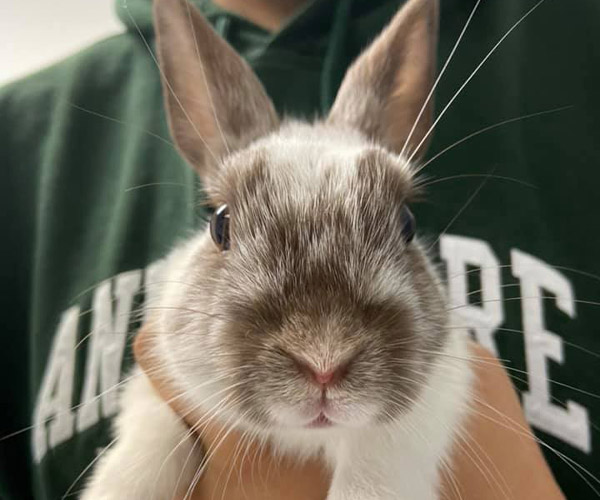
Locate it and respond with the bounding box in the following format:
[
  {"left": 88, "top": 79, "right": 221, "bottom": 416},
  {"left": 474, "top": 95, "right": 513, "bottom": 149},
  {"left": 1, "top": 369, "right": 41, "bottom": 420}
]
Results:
[
  {"left": 265, "top": 390, "right": 382, "bottom": 430},
  {"left": 304, "top": 396, "right": 339, "bottom": 428},
  {"left": 306, "top": 413, "right": 333, "bottom": 429}
]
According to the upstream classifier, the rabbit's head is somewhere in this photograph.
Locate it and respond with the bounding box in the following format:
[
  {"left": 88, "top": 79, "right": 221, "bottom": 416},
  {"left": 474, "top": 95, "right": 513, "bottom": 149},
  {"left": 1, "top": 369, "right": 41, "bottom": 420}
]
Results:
[{"left": 152, "top": 0, "right": 447, "bottom": 432}]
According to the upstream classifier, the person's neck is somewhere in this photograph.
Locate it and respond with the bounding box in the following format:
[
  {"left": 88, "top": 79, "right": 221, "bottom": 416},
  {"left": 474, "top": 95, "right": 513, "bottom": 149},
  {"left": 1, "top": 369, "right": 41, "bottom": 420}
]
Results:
[{"left": 212, "top": 0, "right": 310, "bottom": 31}]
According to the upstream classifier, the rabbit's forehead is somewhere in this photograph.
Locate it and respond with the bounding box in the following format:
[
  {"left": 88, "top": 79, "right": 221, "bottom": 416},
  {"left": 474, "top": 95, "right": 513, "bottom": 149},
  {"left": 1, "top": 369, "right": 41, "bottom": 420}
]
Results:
[
  {"left": 213, "top": 127, "right": 424, "bottom": 312},
  {"left": 221, "top": 123, "right": 415, "bottom": 213}
]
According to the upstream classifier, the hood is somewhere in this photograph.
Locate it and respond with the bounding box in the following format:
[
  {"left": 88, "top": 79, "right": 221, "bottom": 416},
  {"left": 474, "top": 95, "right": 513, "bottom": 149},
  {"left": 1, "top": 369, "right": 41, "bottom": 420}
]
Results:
[{"left": 115, "top": 0, "right": 405, "bottom": 114}]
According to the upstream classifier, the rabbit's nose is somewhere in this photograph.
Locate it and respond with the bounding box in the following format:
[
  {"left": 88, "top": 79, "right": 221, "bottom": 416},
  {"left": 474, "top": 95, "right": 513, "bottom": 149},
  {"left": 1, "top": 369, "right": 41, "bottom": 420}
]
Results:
[
  {"left": 313, "top": 369, "right": 337, "bottom": 386},
  {"left": 285, "top": 352, "right": 354, "bottom": 389}
]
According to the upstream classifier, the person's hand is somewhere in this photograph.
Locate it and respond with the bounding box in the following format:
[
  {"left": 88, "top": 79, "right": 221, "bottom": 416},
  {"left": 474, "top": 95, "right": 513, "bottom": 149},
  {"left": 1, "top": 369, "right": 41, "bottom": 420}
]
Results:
[
  {"left": 439, "top": 342, "right": 564, "bottom": 499},
  {"left": 135, "top": 325, "right": 564, "bottom": 500}
]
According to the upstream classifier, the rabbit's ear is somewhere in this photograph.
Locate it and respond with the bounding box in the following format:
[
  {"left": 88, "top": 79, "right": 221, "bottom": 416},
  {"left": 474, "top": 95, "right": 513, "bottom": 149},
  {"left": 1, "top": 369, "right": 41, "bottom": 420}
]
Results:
[
  {"left": 328, "top": 0, "right": 439, "bottom": 160},
  {"left": 154, "top": 0, "right": 279, "bottom": 179}
]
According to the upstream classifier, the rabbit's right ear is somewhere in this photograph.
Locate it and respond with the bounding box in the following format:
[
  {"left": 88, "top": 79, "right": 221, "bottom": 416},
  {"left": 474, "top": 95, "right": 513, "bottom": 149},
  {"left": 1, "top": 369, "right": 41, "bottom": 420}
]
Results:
[{"left": 154, "top": 0, "right": 279, "bottom": 180}]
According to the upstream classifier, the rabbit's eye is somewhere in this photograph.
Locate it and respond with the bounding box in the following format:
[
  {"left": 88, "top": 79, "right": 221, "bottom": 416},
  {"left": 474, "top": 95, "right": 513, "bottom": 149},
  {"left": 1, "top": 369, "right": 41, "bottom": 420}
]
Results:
[
  {"left": 401, "top": 206, "right": 415, "bottom": 243},
  {"left": 210, "top": 204, "right": 230, "bottom": 251}
]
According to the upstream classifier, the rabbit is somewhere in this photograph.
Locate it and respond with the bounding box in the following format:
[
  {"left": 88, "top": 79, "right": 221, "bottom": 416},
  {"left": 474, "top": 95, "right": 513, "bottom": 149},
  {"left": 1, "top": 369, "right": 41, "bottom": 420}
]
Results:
[{"left": 80, "top": 0, "right": 473, "bottom": 498}]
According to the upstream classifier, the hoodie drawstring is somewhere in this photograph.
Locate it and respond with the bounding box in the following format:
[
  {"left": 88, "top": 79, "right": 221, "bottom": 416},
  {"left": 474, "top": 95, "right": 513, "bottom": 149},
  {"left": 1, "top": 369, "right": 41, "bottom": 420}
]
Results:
[{"left": 320, "top": 0, "right": 354, "bottom": 114}]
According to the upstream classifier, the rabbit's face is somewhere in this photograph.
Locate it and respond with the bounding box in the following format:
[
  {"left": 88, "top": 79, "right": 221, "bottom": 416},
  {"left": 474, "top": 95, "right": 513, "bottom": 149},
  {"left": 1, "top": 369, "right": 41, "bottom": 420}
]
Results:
[{"left": 168, "top": 123, "right": 447, "bottom": 430}]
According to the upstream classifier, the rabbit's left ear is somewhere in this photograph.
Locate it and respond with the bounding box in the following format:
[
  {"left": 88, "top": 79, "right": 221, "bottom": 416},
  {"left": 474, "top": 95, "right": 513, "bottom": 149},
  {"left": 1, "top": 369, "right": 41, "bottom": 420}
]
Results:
[
  {"left": 154, "top": 0, "right": 279, "bottom": 180},
  {"left": 328, "top": 0, "right": 439, "bottom": 160}
]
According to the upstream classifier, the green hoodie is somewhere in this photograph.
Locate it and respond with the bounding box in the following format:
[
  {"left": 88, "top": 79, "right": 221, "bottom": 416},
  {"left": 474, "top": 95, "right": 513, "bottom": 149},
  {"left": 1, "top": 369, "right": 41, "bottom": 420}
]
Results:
[{"left": 1, "top": 0, "right": 600, "bottom": 498}]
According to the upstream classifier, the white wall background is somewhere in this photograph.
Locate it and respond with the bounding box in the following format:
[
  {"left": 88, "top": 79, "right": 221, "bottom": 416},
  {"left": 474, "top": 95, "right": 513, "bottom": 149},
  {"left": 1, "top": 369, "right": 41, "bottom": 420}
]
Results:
[{"left": 1, "top": 1, "right": 123, "bottom": 85}]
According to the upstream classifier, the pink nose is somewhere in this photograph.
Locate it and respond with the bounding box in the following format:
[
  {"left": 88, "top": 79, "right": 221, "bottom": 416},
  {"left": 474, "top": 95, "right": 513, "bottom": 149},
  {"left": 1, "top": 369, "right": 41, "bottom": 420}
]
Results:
[
  {"left": 288, "top": 355, "right": 349, "bottom": 388},
  {"left": 313, "top": 369, "right": 336, "bottom": 386},
  {"left": 280, "top": 349, "right": 354, "bottom": 388}
]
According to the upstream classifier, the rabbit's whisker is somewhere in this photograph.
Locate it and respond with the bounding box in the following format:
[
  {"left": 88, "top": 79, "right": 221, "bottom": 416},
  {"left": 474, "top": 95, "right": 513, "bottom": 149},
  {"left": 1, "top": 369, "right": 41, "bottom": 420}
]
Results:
[{"left": 407, "top": 0, "right": 549, "bottom": 165}]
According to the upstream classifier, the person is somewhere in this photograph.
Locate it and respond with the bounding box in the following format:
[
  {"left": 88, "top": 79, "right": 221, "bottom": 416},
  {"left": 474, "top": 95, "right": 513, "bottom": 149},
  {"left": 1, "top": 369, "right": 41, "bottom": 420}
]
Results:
[{"left": 1, "top": 0, "right": 599, "bottom": 498}]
